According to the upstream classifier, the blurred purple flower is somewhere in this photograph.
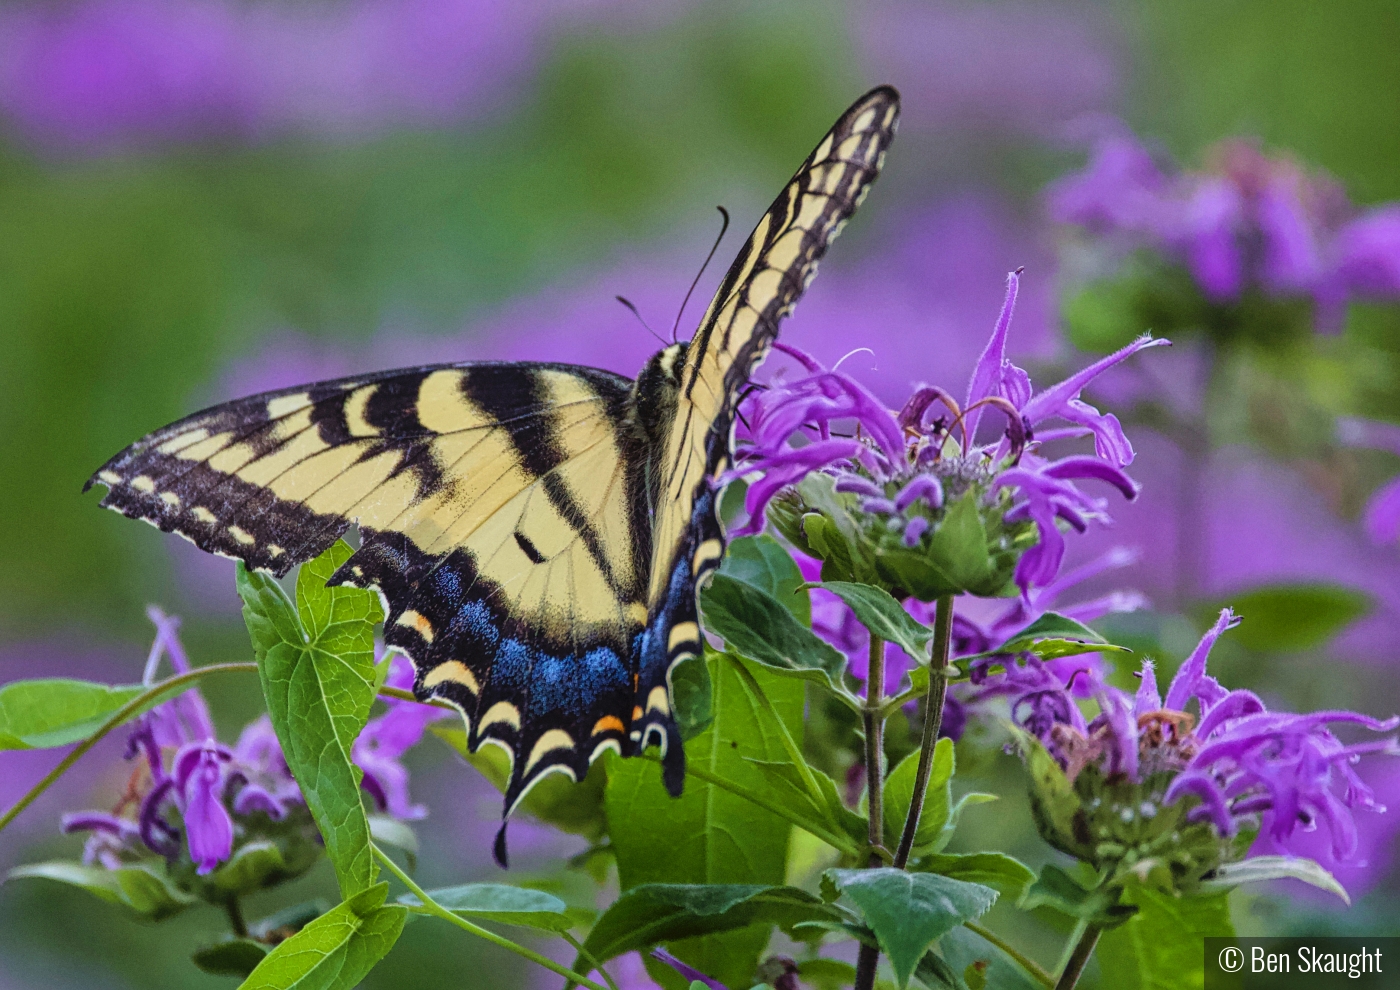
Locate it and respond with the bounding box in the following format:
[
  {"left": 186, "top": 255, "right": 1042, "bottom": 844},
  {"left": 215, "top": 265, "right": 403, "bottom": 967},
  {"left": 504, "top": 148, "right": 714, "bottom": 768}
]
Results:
[
  {"left": 0, "top": 0, "right": 672, "bottom": 149},
  {"left": 732, "top": 271, "right": 1160, "bottom": 596},
  {"left": 61, "top": 609, "right": 438, "bottom": 875},
  {"left": 1049, "top": 125, "right": 1400, "bottom": 328},
  {"left": 1338, "top": 417, "right": 1400, "bottom": 546},
  {"left": 1018, "top": 608, "right": 1398, "bottom": 871},
  {"left": 855, "top": 1, "right": 1120, "bottom": 138}
]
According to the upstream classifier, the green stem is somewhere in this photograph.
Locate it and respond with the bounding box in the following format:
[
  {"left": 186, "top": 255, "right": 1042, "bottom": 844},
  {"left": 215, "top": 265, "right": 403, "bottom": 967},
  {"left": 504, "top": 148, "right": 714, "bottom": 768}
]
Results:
[
  {"left": 1052, "top": 916, "right": 1091, "bottom": 977},
  {"left": 226, "top": 896, "right": 249, "bottom": 939},
  {"left": 720, "top": 653, "right": 829, "bottom": 815},
  {"left": 563, "top": 933, "right": 620, "bottom": 990},
  {"left": 372, "top": 845, "right": 609, "bottom": 990},
  {"left": 1054, "top": 924, "right": 1102, "bottom": 990},
  {"left": 893, "top": 595, "right": 953, "bottom": 869},
  {"left": 853, "top": 634, "right": 888, "bottom": 990},
  {"left": 964, "top": 922, "right": 1055, "bottom": 990},
  {"left": 0, "top": 661, "right": 259, "bottom": 836}
]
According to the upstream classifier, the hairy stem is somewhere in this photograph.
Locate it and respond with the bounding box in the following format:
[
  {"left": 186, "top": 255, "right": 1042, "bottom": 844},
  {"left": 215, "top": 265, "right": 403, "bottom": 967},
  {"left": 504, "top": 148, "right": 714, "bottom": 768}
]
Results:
[
  {"left": 373, "top": 844, "right": 609, "bottom": 990},
  {"left": 893, "top": 594, "right": 954, "bottom": 868},
  {"left": 1054, "top": 924, "right": 1103, "bottom": 990},
  {"left": 0, "top": 661, "right": 259, "bottom": 836},
  {"left": 853, "top": 634, "right": 888, "bottom": 990}
]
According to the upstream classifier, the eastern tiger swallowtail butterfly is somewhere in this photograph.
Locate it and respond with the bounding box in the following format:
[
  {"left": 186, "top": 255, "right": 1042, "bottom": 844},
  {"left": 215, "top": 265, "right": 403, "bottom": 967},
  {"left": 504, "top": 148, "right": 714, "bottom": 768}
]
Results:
[{"left": 86, "top": 86, "right": 900, "bottom": 860}]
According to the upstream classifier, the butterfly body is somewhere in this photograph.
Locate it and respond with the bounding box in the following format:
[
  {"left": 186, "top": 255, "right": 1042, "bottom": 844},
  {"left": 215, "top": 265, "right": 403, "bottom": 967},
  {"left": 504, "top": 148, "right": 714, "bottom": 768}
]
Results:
[{"left": 87, "top": 87, "right": 900, "bottom": 835}]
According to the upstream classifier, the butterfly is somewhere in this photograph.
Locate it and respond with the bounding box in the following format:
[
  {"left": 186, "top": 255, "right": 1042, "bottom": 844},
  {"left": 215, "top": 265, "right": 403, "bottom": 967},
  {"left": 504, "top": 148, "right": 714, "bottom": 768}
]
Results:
[{"left": 86, "top": 86, "right": 900, "bottom": 859}]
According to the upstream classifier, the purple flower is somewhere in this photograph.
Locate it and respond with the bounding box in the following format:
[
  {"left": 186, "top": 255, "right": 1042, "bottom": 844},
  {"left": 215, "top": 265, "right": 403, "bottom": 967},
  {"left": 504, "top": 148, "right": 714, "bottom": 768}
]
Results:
[
  {"left": 1049, "top": 126, "right": 1400, "bottom": 329},
  {"left": 1338, "top": 417, "right": 1400, "bottom": 546},
  {"left": 732, "top": 271, "right": 1162, "bottom": 598},
  {"left": 0, "top": 0, "right": 674, "bottom": 149},
  {"left": 353, "top": 653, "right": 450, "bottom": 820},
  {"left": 1016, "top": 608, "right": 1399, "bottom": 868},
  {"left": 61, "top": 610, "right": 439, "bottom": 885}
]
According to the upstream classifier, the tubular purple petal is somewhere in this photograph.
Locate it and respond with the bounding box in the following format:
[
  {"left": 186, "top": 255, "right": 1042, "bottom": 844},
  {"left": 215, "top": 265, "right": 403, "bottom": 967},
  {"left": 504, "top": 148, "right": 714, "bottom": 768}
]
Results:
[
  {"left": 1164, "top": 608, "right": 1240, "bottom": 711},
  {"left": 1194, "top": 689, "right": 1268, "bottom": 739},
  {"left": 1041, "top": 455, "right": 1140, "bottom": 499},
  {"left": 1165, "top": 771, "right": 1236, "bottom": 836},
  {"left": 1134, "top": 659, "right": 1162, "bottom": 715},
  {"left": 964, "top": 269, "right": 1021, "bottom": 440},
  {"left": 902, "top": 516, "right": 930, "bottom": 547},
  {"left": 895, "top": 474, "right": 943, "bottom": 511}
]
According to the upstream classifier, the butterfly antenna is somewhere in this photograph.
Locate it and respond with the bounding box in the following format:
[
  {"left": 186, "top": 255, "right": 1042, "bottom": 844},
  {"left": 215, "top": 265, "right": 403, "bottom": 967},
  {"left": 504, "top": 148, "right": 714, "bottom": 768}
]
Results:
[
  {"left": 616, "top": 295, "right": 669, "bottom": 348},
  {"left": 672, "top": 205, "right": 731, "bottom": 344}
]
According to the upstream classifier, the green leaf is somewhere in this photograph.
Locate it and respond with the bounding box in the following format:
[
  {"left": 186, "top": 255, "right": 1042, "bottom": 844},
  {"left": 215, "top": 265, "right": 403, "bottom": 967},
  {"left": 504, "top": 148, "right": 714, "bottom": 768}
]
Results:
[
  {"left": 1096, "top": 886, "right": 1232, "bottom": 990},
  {"left": 6, "top": 860, "right": 196, "bottom": 920},
  {"left": 1201, "top": 582, "right": 1370, "bottom": 652},
  {"left": 367, "top": 817, "right": 419, "bottom": 869},
  {"left": 745, "top": 759, "right": 866, "bottom": 853},
  {"left": 399, "top": 883, "right": 572, "bottom": 932},
  {"left": 938, "top": 926, "right": 1043, "bottom": 990},
  {"left": 238, "top": 884, "right": 406, "bottom": 990},
  {"left": 998, "top": 612, "right": 1130, "bottom": 661},
  {"left": 1200, "top": 855, "right": 1349, "bottom": 903},
  {"left": 699, "top": 573, "right": 855, "bottom": 704},
  {"left": 916, "top": 853, "right": 1035, "bottom": 900},
  {"left": 434, "top": 726, "right": 609, "bottom": 842},
  {"left": 1008, "top": 727, "right": 1086, "bottom": 859},
  {"left": 237, "top": 540, "right": 384, "bottom": 898},
  {"left": 883, "top": 739, "right": 955, "bottom": 855},
  {"left": 927, "top": 495, "right": 993, "bottom": 593},
  {"left": 0, "top": 679, "right": 145, "bottom": 749},
  {"left": 574, "top": 884, "right": 838, "bottom": 972},
  {"left": 825, "top": 868, "right": 997, "bottom": 988},
  {"left": 604, "top": 656, "right": 806, "bottom": 990},
  {"left": 1019, "top": 865, "right": 1136, "bottom": 928},
  {"left": 193, "top": 939, "right": 271, "bottom": 978},
  {"left": 913, "top": 950, "right": 965, "bottom": 990},
  {"left": 207, "top": 840, "right": 291, "bottom": 895},
  {"left": 719, "top": 534, "right": 811, "bottom": 625},
  {"left": 806, "top": 582, "right": 933, "bottom": 663},
  {"left": 671, "top": 652, "right": 715, "bottom": 741},
  {"left": 796, "top": 958, "right": 859, "bottom": 990}
]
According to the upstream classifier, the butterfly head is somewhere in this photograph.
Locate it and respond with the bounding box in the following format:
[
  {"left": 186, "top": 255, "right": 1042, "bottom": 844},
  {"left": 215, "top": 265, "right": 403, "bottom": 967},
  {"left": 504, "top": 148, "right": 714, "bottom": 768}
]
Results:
[{"left": 632, "top": 341, "right": 689, "bottom": 444}]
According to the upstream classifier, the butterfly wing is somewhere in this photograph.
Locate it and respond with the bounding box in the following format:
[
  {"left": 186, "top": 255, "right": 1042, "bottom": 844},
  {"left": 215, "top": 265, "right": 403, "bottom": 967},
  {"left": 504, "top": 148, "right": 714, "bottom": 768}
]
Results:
[
  {"left": 87, "top": 362, "right": 653, "bottom": 814},
  {"left": 635, "top": 86, "right": 901, "bottom": 786}
]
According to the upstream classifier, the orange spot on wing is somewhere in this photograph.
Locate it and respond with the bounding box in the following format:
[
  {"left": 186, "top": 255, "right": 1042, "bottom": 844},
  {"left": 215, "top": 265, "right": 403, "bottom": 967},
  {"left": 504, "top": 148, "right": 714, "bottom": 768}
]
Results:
[{"left": 592, "top": 715, "right": 626, "bottom": 736}]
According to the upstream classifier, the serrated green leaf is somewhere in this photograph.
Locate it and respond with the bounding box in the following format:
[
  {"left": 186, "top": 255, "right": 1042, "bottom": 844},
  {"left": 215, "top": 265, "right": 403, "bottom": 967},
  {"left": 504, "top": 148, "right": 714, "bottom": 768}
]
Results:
[
  {"left": 989, "top": 611, "right": 1131, "bottom": 662},
  {"left": 7, "top": 860, "right": 196, "bottom": 920},
  {"left": 1200, "top": 855, "right": 1349, "bottom": 902},
  {"left": 1200, "top": 582, "right": 1370, "bottom": 652},
  {"left": 238, "top": 540, "right": 383, "bottom": 898},
  {"left": 574, "top": 884, "right": 838, "bottom": 973},
  {"left": 1019, "top": 864, "right": 1136, "bottom": 928},
  {"left": 238, "top": 883, "right": 406, "bottom": 990},
  {"left": 604, "top": 656, "right": 806, "bottom": 989},
  {"left": 883, "top": 739, "right": 955, "bottom": 855},
  {"left": 0, "top": 679, "right": 146, "bottom": 749},
  {"left": 807, "top": 582, "right": 933, "bottom": 663},
  {"left": 434, "top": 726, "right": 608, "bottom": 842},
  {"left": 193, "top": 938, "right": 270, "bottom": 978},
  {"left": 825, "top": 868, "right": 997, "bottom": 987},
  {"left": 916, "top": 853, "right": 1035, "bottom": 899},
  {"left": 399, "top": 882, "right": 572, "bottom": 932},
  {"left": 700, "top": 573, "right": 855, "bottom": 705},
  {"left": 719, "top": 534, "right": 811, "bottom": 625},
  {"left": 1008, "top": 726, "right": 1085, "bottom": 859},
  {"left": 1096, "top": 886, "right": 1232, "bottom": 990}
]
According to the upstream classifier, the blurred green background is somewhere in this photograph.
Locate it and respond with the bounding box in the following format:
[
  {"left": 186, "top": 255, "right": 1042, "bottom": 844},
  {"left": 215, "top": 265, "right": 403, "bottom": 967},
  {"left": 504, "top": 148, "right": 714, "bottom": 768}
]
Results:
[{"left": 2, "top": 0, "right": 1399, "bottom": 987}]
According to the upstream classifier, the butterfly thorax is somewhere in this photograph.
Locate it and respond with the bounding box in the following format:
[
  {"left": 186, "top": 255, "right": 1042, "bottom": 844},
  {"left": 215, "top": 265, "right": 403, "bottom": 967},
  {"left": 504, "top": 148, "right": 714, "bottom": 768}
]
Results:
[{"left": 630, "top": 341, "right": 689, "bottom": 449}]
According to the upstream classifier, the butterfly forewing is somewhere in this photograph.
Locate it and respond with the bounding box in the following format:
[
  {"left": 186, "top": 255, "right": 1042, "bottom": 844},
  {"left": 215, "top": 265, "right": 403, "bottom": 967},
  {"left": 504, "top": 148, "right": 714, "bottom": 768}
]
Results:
[
  {"left": 88, "top": 362, "right": 653, "bottom": 816},
  {"left": 633, "top": 86, "right": 900, "bottom": 775}
]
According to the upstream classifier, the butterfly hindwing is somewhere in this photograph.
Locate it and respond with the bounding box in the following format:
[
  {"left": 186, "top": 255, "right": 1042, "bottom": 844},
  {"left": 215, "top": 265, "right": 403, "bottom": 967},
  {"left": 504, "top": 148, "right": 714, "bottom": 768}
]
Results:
[
  {"left": 88, "top": 361, "right": 653, "bottom": 813},
  {"left": 634, "top": 86, "right": 901, "bottom": 775}
]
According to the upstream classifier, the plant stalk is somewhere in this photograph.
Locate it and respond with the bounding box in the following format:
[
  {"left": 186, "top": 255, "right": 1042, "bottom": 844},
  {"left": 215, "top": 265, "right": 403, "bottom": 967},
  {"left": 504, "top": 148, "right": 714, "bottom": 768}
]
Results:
[
  {"left": 1054, "top": 924, "right": 1103, "bottom": 990},
  {"left": 225, "top": 896, "right": 249, "bottom": 939},
  {"left": 372, "top": 844, "right": 610, "bottom": 990},
  {"left": 893, "top": 594, "right": 954, "bottom": 868},
  {"left": 853, "top": 634, "right": 888, "bottom": 990}
]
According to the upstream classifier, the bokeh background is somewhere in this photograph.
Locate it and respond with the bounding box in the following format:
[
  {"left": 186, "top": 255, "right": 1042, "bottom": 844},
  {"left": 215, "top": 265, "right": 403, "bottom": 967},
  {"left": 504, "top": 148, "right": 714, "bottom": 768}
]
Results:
[{"left": 2, "top": 0, "right": 1399, "bottom": 986}]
